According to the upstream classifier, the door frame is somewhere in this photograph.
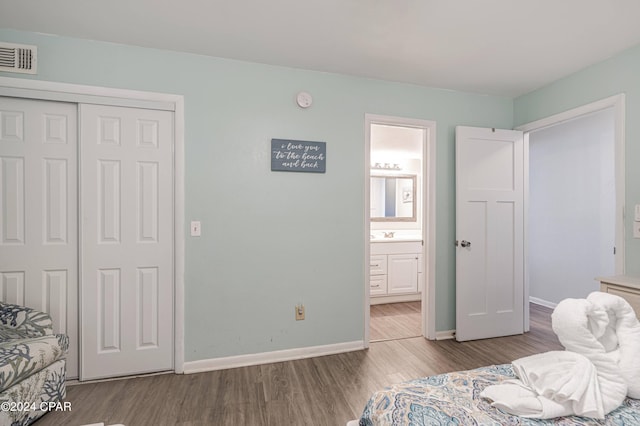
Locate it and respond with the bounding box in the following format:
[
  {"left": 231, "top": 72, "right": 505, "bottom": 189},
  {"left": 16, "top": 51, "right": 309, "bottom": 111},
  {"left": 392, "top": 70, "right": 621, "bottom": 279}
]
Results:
[
  {"left": 516, "top": 94, "right": 625, "bottom": 329},
  {"left": 364, "top": 114, "right": 437, "bottom": 343},
  {"left": 0, "top": 76, "right": 186, "bottom": 374}
]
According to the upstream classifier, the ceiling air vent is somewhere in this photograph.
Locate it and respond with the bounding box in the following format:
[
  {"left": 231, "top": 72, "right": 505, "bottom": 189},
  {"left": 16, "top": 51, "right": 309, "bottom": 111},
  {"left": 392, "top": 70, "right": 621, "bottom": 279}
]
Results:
[{"left": 0, "top": 42, "right": 37, "bottom": 74}]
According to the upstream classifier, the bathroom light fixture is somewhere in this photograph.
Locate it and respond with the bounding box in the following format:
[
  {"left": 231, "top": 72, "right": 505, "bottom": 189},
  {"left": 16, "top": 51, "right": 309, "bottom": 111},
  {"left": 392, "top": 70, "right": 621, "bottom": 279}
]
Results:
[{"left": 371, "top": 163, "right": 402, "bottom": 170}]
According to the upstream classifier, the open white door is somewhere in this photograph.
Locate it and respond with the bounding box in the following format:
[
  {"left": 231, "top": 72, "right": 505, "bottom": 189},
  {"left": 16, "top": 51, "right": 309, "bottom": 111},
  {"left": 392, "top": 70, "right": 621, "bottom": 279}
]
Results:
[{"left": 455, "top": 126, "right": 524, "bottom": 341}]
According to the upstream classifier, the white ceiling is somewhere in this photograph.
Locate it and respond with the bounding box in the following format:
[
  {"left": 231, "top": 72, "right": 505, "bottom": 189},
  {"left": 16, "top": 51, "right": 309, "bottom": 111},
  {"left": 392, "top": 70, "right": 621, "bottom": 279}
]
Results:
[{"left": 2, "top": 0, "right": 640, "bottom": 97}]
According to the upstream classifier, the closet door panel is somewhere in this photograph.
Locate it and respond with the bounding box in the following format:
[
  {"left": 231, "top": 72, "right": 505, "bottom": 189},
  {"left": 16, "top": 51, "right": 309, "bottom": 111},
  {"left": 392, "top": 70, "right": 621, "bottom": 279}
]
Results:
[
  {"left": 0, "top": 96, "right": 78, "bottom": 378},
  {"left": 80, "top": 104, "right": 173, "bottom": 380}
]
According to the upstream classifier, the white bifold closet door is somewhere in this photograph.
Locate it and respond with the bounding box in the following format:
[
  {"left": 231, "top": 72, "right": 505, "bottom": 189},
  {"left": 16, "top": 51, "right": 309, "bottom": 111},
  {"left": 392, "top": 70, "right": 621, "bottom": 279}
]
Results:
[
  {"left": 0, "top": 97, "right": 79, "bottom": 378},
  {"left": 79, "top": 104, "right": 174, "bottom": 380}
]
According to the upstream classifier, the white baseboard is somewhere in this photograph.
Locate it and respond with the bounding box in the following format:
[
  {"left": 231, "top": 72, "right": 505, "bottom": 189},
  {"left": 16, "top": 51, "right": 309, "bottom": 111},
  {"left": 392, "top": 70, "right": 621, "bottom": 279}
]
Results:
[
  {"left": 183, "top": 340, "right": 365, "bottom": 374},
  {"left": 435, "top": 330, "right": 455, "bottom": 340},
  {"left": 529, "top": 296, "right": 557, "bottom": 309},
  {"left": 370, "top": 293, "right": 421, "bottom": 305}
]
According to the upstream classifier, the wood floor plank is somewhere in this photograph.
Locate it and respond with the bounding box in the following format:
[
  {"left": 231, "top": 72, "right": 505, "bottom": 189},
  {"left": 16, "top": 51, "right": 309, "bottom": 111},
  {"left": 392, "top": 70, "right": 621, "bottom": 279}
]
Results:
[
  {"left": 35, "top": 304, "right": 561, "bottom": 426},
  {"left": 370, "top": 301, "right": 421, "bottom": 341}
]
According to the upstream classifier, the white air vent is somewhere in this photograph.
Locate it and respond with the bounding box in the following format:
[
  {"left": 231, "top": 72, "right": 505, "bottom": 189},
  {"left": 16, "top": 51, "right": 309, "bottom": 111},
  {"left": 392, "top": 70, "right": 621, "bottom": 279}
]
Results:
[{"left": 0, "top": 42, "right": 37, "bottom": 74}]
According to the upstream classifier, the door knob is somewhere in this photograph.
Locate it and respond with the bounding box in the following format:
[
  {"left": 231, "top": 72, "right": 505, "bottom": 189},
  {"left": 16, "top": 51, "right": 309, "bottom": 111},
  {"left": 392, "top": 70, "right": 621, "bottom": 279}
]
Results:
[{"left": 460, "top": 240, "right": 471, "bottom": 248}]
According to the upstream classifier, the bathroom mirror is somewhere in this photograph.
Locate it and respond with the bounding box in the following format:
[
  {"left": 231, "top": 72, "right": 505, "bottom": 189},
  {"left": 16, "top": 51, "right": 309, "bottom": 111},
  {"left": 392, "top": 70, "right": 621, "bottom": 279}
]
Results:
[{"left": 370, "top": 174, "right": 416, "bottom": 222}]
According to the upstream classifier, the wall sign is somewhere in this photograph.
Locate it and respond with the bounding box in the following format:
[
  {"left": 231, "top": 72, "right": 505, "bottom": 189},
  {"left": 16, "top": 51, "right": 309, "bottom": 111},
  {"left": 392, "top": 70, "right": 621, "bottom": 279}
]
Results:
[{"left": 271, "top": 139, "right": 326, "bottom": 173}]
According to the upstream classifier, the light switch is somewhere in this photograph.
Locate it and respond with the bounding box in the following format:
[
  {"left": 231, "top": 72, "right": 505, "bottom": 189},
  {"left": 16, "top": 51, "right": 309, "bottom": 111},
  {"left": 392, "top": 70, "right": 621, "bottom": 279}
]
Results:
[
  {"left": 634, "top": 222, "right": 640, "bottom": 239},
  {"left": 190, "top": 221, "right": 201, "bottom": 237},
  {"left": 635, "top": 204, "right": 640, "bottom": 222}
]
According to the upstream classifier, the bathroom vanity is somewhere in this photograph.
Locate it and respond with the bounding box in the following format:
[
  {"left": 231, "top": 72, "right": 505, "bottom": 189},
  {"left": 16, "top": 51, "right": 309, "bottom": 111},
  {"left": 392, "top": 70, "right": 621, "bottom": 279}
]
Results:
[
  {"left": 369, "top": 167, "right": 423, "bottom": 304},
  {"left": 370, "top": 239, "right": 423, "bottom": 304}
]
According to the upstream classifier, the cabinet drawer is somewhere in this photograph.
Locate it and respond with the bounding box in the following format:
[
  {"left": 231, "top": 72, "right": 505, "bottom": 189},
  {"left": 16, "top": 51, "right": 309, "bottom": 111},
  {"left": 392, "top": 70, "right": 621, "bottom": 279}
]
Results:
[
  {"left": 370, "top": 255, "right": 387, "bottom": 275},
  {"left": 604, "top": 286, "right": 640, "bottom": 319},
  {"left": 370, "top": 275, "right": 387, "bottom": 296}
]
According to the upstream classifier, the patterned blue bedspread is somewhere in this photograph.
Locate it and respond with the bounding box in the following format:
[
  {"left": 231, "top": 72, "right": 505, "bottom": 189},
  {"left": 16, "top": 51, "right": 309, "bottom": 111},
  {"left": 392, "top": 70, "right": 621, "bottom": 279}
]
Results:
[{"left": 358, "top": 364, "right": 640, "bottom": 425}]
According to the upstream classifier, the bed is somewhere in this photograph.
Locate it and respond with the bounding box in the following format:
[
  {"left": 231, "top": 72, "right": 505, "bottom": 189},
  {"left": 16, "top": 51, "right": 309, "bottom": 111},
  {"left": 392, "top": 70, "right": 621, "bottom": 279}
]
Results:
[{"left": 351, "top": 364, "right": 640, "bottom": 425}]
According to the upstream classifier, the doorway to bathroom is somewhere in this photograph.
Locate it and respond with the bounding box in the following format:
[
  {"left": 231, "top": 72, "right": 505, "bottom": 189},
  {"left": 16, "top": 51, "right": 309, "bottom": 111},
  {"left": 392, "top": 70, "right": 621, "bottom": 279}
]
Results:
[{"left": 364, "top": 114, "right": 436, "bottom": 344}]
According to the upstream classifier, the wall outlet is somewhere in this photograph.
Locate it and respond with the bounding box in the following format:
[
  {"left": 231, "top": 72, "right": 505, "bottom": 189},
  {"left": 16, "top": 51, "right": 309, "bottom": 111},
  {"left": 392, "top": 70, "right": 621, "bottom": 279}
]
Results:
[{"left": 295, "top": 304, "right": 305, "bottom": 321}]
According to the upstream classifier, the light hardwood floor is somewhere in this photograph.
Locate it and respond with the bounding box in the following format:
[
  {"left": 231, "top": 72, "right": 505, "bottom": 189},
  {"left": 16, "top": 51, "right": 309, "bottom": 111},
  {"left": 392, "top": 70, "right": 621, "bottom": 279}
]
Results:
[
  {"left": 370, "top": 301, "right": 421, "bottom": 341},
  {"left": 36, "top": 304, "right": 562, "bottom": 426}
]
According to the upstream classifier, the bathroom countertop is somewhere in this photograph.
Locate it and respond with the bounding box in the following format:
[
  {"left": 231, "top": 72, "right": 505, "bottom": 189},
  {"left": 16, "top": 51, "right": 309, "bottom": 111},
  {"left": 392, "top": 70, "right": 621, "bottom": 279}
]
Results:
[{"left": 370, "top": 236, "right": 422, "bottom": 243}]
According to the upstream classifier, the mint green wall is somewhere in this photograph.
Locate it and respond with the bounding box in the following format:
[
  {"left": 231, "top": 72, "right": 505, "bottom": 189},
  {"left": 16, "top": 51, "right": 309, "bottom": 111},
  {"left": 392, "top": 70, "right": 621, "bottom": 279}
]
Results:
[
  {"left": 514, "top": 43, "right": 640, "bottom": 276},
  {"left": 0, "top": 29, "right": 513, "bottom": 361}
]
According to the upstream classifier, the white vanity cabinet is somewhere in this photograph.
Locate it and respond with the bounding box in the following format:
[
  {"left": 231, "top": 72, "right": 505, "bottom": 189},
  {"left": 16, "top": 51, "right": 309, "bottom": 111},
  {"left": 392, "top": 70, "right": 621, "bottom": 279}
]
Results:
[{"left": 370, "top": 241, "right": 422, "bottom": 304}]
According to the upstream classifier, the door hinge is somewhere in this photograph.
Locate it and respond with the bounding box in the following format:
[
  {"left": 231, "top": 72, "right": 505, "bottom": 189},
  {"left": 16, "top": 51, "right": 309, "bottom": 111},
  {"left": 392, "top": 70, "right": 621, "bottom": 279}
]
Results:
[{"left": 613, "top": 246, "right": 616, "bottom": 255}]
